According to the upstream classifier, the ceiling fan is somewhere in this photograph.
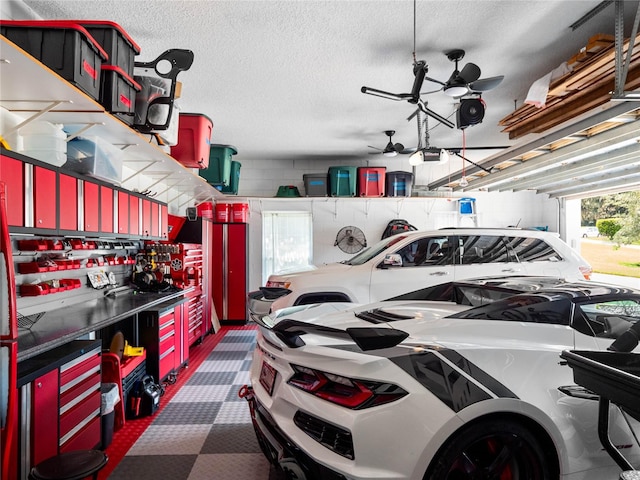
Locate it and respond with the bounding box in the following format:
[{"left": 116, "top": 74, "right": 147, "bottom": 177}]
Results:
[
  {"left": 427, "top": 49, "right": 504, "bottom": 98},
  {"left": 368, "top": 130, "right": 415, "bottom": 157},
  {"left": 361, "top": 50, "right": 504, "bottom": 129}
]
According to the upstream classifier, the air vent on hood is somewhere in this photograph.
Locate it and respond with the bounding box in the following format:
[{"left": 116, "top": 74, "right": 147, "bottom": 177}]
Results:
[{"left": 355, "top": 309, "right": 415, "bottom": 324}]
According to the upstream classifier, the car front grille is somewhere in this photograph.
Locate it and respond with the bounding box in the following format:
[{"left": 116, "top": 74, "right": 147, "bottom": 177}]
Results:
[{"left": 294, "top": 410, "right": 355, "bottom": 460}]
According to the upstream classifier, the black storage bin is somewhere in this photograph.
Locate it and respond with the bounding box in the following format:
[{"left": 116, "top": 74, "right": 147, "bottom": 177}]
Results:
[
  {"left": 100, "top": 66, "right": 141, "bottom": 124},
  {"left": 303, "top": 173, "right": 328, "bottom": 196},
  {"left": 0, "top": 20, "right": 108, "bottom": 101},
  {"left": 75, "top": 20, "right": 141, "bottom": 75},
  {"left": 385, "top": 171, "right": 414, "bottom": 197}
]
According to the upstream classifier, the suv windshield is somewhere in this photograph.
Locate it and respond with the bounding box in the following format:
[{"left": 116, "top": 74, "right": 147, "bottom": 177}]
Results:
[{"left": 343, "top": 235, "right": 407, "bottom": 265}]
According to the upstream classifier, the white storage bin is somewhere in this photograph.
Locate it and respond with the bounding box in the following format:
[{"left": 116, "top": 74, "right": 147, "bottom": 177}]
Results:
[
  {"left": 0, "top": 106, "right": 25, "bottom": 152},
  {"left": 18, "top": 121, "right": 67, "bottom": 166},
  {"left": 64, "top": 136, "right": 124, "bottom": 186}
]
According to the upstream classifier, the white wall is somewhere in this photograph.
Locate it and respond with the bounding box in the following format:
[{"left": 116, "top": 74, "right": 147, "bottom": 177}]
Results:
[{"left": 237, "top": 190, "right": 558, "bottom": 291}]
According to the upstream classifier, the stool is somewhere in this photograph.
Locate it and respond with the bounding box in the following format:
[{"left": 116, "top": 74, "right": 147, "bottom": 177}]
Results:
[{"left": 29, "top": 450, "right": 108, "bottom": 480}]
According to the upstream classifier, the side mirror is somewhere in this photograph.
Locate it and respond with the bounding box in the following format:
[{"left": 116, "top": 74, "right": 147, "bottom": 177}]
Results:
[{"left": 382, "top": 254, "right": 403, "bottom": 267}]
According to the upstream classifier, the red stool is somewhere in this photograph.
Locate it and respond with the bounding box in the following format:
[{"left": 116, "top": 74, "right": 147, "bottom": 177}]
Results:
[{"left": 28, "top": 450, "right": 107, "bottom": 480}]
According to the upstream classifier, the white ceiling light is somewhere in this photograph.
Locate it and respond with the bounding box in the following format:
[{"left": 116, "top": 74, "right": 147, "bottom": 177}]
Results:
[
  {"left": 459, "top": 176, "right": 469, "bottom": 187},
  {"left": 443, "top": 85, "right": 469, "bottom": 97},
  {"left": 383, "top": 150, "right": 398, "bottom": 157}
]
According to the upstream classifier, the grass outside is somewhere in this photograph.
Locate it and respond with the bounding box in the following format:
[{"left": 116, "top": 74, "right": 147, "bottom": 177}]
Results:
[{"left": 580, "top": 240, "right": 640, "bottom": 278}]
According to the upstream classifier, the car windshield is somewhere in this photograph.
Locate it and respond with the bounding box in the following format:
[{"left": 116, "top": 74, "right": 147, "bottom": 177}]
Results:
[
  {"left": 343, "top": 235, "right": 408, "bottom": 265},
  {"left": 387, "top": 282, "right": 524, "bottom": 306}
]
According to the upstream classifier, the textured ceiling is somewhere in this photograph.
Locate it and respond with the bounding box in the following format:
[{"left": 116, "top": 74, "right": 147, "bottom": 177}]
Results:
[{"left": 11, "top": 0, "right": 640, "bottom": 195}]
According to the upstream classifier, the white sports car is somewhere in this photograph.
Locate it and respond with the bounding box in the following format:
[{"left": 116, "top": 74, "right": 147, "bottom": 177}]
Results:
[{"left": 244, "top": 278, "right": 640, "bottom": 480}]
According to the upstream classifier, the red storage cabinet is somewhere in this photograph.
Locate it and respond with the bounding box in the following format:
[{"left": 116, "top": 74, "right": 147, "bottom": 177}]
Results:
[
  {"left": 58, "top": 173, "right": 78, "bottom": 231},
  {"left": 117, "top": 190, "right": 129, "bottom": 235},
  {"left": 129, "top": 194, "right": 140, "bottom": 236},
  {"left": 171, "top": 113, "right": 213, "bottom": 169},
  {"left": 100, "top": 185, "right": 114, "bottom": 233},
  {"left": 151, "top": 201, "right": 160, "bottom": 237},
  {"left": 83, "top": 180, "right": 99, "bottom": 232},
  {"left": 30, "top": 369, "right": 59, "bottom": 466},
  {"left": 0, "top": 153, "right": 24, "bottom": 227},
  {"left": 141, "top": 198, "right": 151, "bottom": 237},
  {"left": 357, "top": 166, "right": 386, "bottom": 197},
  {"left": 33, "top": 165, "right": 57, "bottom": 230},
  {"left": 160, "top": 204, "right": 168, "bottom": 239}
]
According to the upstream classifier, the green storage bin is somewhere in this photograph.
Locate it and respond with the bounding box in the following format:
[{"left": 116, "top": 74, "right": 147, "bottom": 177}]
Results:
[
  {"left": 328, "top": 166, "right": 357, "bottom": 197},
  {"left": 221, "top": 161, "right": 241, "bottom": 195},
  {"left": 199, "top": 144, "right": 237, "bottom": 186},
  {"left": 276, "top": 185, "right": 301, "bottom": 197}
]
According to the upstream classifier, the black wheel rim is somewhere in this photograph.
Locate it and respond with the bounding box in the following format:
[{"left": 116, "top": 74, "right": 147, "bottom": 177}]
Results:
[{"left": 445, "top": 432, "right": 544, "bottom": 480}]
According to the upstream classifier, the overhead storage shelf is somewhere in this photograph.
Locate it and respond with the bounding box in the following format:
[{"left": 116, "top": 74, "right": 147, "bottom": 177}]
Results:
[{"left": 0, "top": 36, "right": 222, "bottom": 210}]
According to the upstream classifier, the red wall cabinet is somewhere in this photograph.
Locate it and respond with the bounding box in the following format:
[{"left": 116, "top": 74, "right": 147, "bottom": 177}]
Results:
[
  {"left": 33, "top": 165, "right": 57, "bottom": 230},
  {"left": 117, "top": 190, "right": 129, "bottom": 235},
  {"left": 58, "top": 174, "right": 78, "bottom": 231},
  {"left": 129, "top": 195, "right": 140, "bottom": 236},
  {"left": 0, "top": 153, "right": 24, "bottom": 227},
  {"left": 83, "top": 181, "right": 99, "bottom": 233},
  {"left": 141, "top": 198, "right": 151, "bottom": 237},
  {"left": 160, "top": 204, "right": 168, "bottom": 239},
  {"left": 100, "top": 185, "right": 114, "bottom": 234},
  {"left": 151, "top": 202, "right": 160, "bottom": 238}
]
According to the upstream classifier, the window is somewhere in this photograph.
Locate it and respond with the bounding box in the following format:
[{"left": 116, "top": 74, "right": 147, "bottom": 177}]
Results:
[
  {"left": 456, "top": 235, "right": 510, "bottom": 265},
  {"left": 262, "top": 212, "right": 312, "bottom": 284},
  {"left": 396, "top": 236, "right": 450, "bottom": 266},
  {"left": 505, "top": 236, "right": 562, "bottom": 262},
  {"left": 575, "top": 298, "right": 640, "bottom": 339}
]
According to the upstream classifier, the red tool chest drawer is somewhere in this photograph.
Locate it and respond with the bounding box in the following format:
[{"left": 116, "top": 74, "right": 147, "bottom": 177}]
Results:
[{"left": 59, "top": 349, "right": 101, "bottom": 388}]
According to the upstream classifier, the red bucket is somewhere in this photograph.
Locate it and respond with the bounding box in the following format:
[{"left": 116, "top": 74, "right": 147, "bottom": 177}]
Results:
[
  {"left": 214, "top": 203, "right": 230, "bottom": 223},
  {"left": 197, "top": 201, "right": 213, "bottom": 219},
  {"left": 231, "top": 203, "right": 249, "bottom": 223}
]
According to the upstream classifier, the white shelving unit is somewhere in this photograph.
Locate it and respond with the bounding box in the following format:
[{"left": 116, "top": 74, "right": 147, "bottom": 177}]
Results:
[{"left": 0, "top": 36, "right": 222, "bottom": 213}]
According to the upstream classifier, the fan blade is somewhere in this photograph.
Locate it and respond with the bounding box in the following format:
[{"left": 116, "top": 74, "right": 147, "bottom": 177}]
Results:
[
  {"left": 394, "top": 143, "right": 405, "bottom": 152},
  {"left": 469, "top": 75, "right": 504, "bottom": 92},
  {"left": 458, "top": 62, "right": 481, "bottom": 84}
]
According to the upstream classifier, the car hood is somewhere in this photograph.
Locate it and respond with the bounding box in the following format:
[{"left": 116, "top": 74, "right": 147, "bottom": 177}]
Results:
[{"left": 269, "top": 262, "right": 352, "bottom": 281}]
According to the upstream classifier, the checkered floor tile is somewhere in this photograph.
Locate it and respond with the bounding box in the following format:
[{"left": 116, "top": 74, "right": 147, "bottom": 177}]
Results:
[{"left": 107, "top": 328, "right": 285, "bottom": 480}]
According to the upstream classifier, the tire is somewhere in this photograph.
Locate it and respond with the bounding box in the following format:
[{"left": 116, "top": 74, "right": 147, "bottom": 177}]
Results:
[{"left": 425, "top": 418, "right": 556, "bottom": 480}]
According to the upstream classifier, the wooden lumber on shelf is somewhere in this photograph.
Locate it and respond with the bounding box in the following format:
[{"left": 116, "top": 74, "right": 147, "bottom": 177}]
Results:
[{"left": 499, "top": 33, "right": 640, "bottom": 139}]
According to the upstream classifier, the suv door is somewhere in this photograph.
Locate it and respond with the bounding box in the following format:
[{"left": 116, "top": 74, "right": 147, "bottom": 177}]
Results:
[
  {"left": 369, "top": 235, "right": 454, "bottom": 301},
  {"left": 453, "top": 234, "right": 525, "bottom": 280}
]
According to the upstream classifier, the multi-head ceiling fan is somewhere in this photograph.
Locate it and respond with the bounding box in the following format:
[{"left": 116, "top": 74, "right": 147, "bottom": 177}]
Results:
[
  {"left": 368, "top": 130, "right": 415, "bottom": 157},
  {"left": 361, "top": 49, "right": 504, "bottom": 129}
]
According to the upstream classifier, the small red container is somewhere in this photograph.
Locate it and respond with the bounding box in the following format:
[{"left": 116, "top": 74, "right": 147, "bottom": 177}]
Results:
[
  {"left": 357, "top": 167, "right": 386, "bottom": 197},
  {"left": 231, "top": 203, "right": 249, "bottom": 223},
  {"left": 171, "top": 113, "right": 214, "bottom": 169},
  {"left": 214, "top": 203, "right": 230, "bottom": 223},
  {"left": 197, "top": 201, "right": 214, "bottom": 219}
]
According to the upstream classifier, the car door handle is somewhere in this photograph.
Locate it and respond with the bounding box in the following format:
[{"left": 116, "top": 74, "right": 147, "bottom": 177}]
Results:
[{"left": 430, "top": 271, "right": 449, "bottom": 276}]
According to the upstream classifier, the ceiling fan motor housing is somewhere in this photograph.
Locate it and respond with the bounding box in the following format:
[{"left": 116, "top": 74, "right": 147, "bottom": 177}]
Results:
[{"left": 457, "top": 98, "right": 485, "bottom": 129}]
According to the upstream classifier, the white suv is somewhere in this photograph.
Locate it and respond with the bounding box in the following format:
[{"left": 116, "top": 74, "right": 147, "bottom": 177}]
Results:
[{"left": 248, "top": 228, "right": 593, "bottom": 319}]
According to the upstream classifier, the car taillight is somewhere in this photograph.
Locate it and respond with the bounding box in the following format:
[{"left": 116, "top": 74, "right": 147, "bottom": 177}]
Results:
[
  {"left": 579, "top": 265, "right": 593, "bottom": 280},
  {"left": 266, "top": 280, "right": 291, "bottom": 289},
  {"left": 288, "top": 364, "right": 407, "bottom": 409}
]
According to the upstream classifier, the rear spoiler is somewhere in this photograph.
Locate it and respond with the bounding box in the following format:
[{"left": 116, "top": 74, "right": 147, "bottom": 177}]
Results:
[{"left": 272, "top": 319, "right": 409, "bottom": 351}]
